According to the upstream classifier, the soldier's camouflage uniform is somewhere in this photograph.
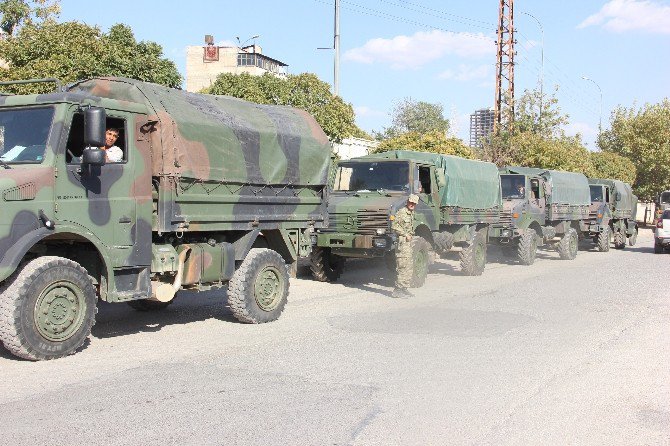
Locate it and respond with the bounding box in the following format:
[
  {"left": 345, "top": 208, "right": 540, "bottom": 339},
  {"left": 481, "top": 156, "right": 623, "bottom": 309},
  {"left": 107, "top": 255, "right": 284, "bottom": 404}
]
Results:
[{"left": 392, "top": 206, "right": 415, "bottom": 289}]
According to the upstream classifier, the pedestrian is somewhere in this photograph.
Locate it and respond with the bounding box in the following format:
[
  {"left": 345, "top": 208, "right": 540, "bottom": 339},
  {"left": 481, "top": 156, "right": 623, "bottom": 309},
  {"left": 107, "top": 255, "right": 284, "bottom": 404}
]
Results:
[{"left": 391, "top": 194, "right": 419, "bottom": 298}]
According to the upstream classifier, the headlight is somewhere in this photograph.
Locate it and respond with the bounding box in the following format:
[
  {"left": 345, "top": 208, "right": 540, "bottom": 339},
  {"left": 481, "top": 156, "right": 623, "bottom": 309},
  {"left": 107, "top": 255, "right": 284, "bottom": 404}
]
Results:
[
  {"left": 502, "top": 229, "right": 511, "bottom": 237},
  {"left": 310, "top": 235, "right": 317, "bottom": 245},
  {"left": 373, "top": 238, "right": 387, "bottom": 248},
  {"left": 376, "top": 228, "right": 386, "bottom": 235}
]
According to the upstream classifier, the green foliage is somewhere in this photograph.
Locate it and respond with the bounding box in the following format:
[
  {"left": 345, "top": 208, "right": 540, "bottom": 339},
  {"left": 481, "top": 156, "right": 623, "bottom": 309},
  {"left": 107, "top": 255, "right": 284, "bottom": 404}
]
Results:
[
  {"left": 589, "top": 151, "right": 636, "bottom": 185},
  {"left": 206, "top": 72, "right": 367, "bottom": 142},
  {"left": 599, "top": 99, "right": 670, "bottom": 201},
  {"left": 375, "top": 130, "right": 475, "bottom": 159},
  {"left": 0, "top": 21, "right": 182, "bottom": 93},
  {"left": 0, "top": 0, "right": 59, "bottom": 34},
  {"left": 514, "top": 87, "right": 569, "bottom": 138},
  {"left": 376, "top": 97, "right": 449, "bottom": 139},
  {"left": 508, "top": 132, "right": 594, "bottom": 176}
]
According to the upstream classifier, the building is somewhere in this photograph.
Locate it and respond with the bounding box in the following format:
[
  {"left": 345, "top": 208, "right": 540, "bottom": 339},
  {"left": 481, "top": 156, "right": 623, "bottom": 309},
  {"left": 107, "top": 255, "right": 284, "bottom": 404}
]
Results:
[
  {"left": 332, "top": 137, "right": 379, "bottom": 160},
  {"left": 186, "top": 36, "right": 288, "bottom": 93},
  {"left": 469, "top": 108, "right": 495, "bottom": 148}
]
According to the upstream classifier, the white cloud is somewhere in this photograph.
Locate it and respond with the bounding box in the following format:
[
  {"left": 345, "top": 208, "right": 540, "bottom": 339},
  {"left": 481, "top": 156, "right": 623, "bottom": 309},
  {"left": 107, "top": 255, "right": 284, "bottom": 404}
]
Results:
[
  {"left": 439, "top": 64, "right": 491, "bottom": 82},
  {"left": 354, "top": 105, "right": 386, "bottom": 118},
  {"left": 578, "top": 0, "right": 670, "bottom": 34},
  {"left": 564, "top": 122, "right": 599, "bottom": 147},
  {"left": 343, "top": 30, "right": 494, "bottom": 70}
]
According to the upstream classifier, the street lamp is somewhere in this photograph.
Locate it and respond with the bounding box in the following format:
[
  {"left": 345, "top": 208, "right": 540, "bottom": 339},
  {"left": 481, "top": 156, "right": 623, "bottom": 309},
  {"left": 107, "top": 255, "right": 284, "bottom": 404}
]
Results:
[
  {"left": 581, "top": 76, "right": 603, "bottom": 133},
  {"left": 236, "top": 34, "right": 260, "bottom": 52},
  {"left": 521, "top": 11, "right": 544, "bottom": 128}
]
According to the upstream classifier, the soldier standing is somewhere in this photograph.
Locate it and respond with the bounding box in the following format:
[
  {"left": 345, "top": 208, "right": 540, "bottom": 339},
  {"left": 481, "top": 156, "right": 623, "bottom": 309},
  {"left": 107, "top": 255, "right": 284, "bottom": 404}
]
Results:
[{"left": 391, "top": 194, "right": 419, "bottom": 298}]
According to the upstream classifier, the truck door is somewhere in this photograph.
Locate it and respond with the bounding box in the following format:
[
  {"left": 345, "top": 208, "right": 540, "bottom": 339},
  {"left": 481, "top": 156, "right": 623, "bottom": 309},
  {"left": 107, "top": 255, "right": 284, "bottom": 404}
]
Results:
[
  {"left": 415, "top": 164, "right": 439, "bottom": 229},
  {"left": 529, "top": 178, "right": 545, "bottom": 215},
  {"left": 55, "top": 109, "right": 145, "bottom": 266}
]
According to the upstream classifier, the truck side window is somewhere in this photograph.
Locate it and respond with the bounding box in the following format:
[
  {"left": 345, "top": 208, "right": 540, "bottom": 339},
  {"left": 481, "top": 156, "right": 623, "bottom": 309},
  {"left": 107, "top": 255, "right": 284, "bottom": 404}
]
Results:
[
  {"left": 65, "top": 113, "right": 127, "bottom": 163},
  {"left": 530, "top": 179, "right": 540, "bottom": 199},
  {"left": 418, "top": 166, "right": 431, "bottom": 194}
]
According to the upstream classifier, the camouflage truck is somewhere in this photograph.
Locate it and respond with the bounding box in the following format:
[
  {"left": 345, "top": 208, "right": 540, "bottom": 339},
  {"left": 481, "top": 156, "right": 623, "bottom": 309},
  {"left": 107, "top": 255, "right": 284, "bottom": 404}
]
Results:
[
  {"left": 489, "top": 167, "right": 591, "bottom": 264},
  {"left": 587, "top": 179, "right": 638, "bottom": 250},
  {"left": 311, "top": 150, "right": 501, "bottom": 284},
  {"left": 0, "top": 77, "right": 331, "bottom": 360}
]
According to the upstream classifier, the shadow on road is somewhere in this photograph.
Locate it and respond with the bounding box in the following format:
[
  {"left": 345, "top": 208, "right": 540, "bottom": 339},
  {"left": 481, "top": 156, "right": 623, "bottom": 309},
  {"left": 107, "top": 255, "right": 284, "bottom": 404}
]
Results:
[{"left": 91, "top": 290, "right": 239, "bottom": 340}]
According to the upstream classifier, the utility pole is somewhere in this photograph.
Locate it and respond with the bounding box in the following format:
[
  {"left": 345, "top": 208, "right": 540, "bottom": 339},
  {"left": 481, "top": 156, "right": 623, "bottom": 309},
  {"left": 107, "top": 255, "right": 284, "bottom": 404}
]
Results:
[
  {"left": 493, "top": 0, "right": 515, "bottom": 135},
  {"left": 334, "top": 0, "right": 340, "bottom": 96}
]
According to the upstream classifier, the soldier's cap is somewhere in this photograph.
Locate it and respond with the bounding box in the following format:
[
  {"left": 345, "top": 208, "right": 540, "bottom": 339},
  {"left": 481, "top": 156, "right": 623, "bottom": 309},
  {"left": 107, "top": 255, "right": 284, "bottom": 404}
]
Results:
[{"left": 408, "top": 194, "right": 419, "bottom": 204}]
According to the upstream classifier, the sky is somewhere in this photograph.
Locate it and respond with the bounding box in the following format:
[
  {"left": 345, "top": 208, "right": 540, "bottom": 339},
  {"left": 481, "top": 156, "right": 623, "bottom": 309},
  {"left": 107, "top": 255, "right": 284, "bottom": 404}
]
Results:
[{"left": 59, "top": 0, "right": 670, "bottom": 148}]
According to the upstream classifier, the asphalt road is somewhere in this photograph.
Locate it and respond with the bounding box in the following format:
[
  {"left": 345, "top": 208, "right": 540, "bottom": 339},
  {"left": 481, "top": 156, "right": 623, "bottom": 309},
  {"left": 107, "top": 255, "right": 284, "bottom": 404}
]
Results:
[{"left": 1, "top": 229, "right": 668, "bottom": 445}]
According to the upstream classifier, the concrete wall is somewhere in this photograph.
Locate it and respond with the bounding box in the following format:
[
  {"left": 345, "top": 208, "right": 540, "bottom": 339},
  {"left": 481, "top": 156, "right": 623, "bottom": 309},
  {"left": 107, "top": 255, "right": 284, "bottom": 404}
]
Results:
[{"left": 332, "top": 137, "right": 379, "bottom": 160}]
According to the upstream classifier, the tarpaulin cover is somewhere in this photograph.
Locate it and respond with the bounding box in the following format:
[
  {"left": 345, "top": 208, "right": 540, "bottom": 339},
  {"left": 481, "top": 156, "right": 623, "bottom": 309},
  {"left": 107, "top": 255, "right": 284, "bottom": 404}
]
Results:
[
  {"left": 362, "top": 150, "right": 502, "bottom": 209},
  {"left": 589, "top": 178, "right": 636, "bottom": 212},
  {"left": 507, "top": 166, "right": 591, "bottom": 205},
  {"left": 68, "top": 77, "right": 332, "bottom": 186}
]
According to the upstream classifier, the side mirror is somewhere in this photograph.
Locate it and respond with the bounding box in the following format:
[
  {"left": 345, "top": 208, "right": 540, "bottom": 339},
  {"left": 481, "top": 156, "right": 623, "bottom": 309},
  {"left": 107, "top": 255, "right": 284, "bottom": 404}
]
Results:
[
  {"left": 82, "top": 148, "right": 106, "bottom": 166},
  {"left": 84, "top": 107, "right": 106, "bottom": 147},
  {"left": 615, "top": 192, "right": 622, "bottom": 201}
]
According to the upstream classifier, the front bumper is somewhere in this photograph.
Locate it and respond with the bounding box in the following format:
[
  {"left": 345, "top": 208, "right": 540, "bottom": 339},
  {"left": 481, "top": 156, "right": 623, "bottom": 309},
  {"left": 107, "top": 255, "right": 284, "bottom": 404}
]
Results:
[
  {"left": 656, "top": 236, "right": 670, "bottom": 247},
  {"left": 315, "top": 232, "right": 395, "bottom": 257}
]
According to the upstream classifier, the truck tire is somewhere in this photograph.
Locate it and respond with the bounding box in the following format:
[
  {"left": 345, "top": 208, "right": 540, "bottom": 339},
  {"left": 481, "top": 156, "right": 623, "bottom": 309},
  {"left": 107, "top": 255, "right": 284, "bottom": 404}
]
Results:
[
  {"left": 596, "top": 225, "right": 611, "bottom": 252},
  {"left": 557, "top": 228, "right": 578, "bottom": 260},
  {"left": 517, "top": 229, "right": 538, "bottom": 265},
  {"left": 654, "top": 242, "right": 663, "bottom": 254},
  {"left": 127, "top": 299, "right": 173, "bottom": 311},
  {"left": 410, "top": 237, "right": 431, "bottom": 288},
  {"left": 309, "top": 247, "right": 345, "bottom": 282},
  {"left": 628, "top": 229, "right": 638, "bottom": 246},
  {"left": 0, "top": 256, "right": 97, "bottom": 361},
  {"left": 613, "top": 231, "right": 626, "bottom": 249},
  {"left": 384, "top": 253, "right": 396, "bottom": 271},
  {"left": 227, "top": 248, "right": 289, "bottom": 324},
  {"left": 460, "top": 230, "right": 487, "bottom": 276},
  {"left": 432, "top": 231, "right": 454, "bottom": 255}
]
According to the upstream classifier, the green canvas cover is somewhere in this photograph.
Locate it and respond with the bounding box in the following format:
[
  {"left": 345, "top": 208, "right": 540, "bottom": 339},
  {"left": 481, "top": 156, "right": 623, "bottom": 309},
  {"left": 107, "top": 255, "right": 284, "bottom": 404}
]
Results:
[
  {"left": 67, "top": 77, "right": 331, "bottom": 186},
  {"left": 508, "top": 166, "right": 590, "bottom": 205},
  {"left": 589, "top": 178, "right": 636, "bottom": 212},
  {"left": 361, "top": 150, "right": 502, "bottom": 209}
]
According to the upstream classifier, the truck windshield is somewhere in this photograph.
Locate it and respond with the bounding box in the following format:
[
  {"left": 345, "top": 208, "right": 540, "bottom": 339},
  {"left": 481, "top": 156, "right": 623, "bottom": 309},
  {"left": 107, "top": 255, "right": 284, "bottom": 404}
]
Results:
[
  {"left": 501, "top": 174, "right": 526, "bottom": 199},
  {"left": 334, "top": 161, "right": 410, "bottom": 192},
  {"left": 590, "top": 185, "right": 604, "bottom": 202},
  {"left": 0, "top": 107, "right": 54, "bottom": 164}
]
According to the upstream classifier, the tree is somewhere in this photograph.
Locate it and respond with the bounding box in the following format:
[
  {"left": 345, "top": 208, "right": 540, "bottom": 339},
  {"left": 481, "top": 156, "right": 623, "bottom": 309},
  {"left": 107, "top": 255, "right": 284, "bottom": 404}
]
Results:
[
  {"left": 508, "top": 132, "right": 594, "bottom": 176},
  {"left": 206, "top": 72, "right": 367, "bottom": 142},
  {"left": 599, "top": 99, "right": 670, "bottom": 201},
  {"left": 376, "top": 98, "right": 449, "bottom": 139},
  {"left": 589, "top": 151, "right": 636, "bottom": 185},
  {"left": 0, "top": 21, "right": 182, "bottom": 92},
  {"left": 0, "top": 0, "right": 59, "bottom": 35},
  {"left": 514, "top": 87, "right": 569, "bottom": 138},
  {"left": 374, "top": 130, "right": 474, "bottom": 159}
]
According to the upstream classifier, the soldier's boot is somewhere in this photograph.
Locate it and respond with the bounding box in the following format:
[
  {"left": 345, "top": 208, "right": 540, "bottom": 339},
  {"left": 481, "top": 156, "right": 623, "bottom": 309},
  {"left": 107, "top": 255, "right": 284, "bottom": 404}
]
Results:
[
  {"left": 392, "top": 288, "right": 404, "bottom": 298},
  {"left": 402, "top": 289, "right": 414, "bottom": 297}
]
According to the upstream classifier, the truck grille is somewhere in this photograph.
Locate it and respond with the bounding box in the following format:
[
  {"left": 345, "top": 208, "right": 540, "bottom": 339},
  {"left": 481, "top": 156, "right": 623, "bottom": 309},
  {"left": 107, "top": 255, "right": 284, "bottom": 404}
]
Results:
[
  {"left": 498, "top": 210, "right": 513, "bottom": 227},
  {"left": 326, "top": 210, "right": 390, "bottom": 234}
]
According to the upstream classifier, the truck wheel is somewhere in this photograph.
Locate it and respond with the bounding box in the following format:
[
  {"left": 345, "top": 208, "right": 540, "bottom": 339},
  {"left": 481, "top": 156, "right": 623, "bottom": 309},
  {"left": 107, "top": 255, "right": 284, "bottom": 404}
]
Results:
[
  {"left": 0, "top": 257, "right": 97, "bottom": 361},
  {"left": 654, "top": 242, "right": 663, "bottom": 254},
  {"left": 596, "top": 225, "right": 611, "bottom": 252},
  {"left": 613, "top": 231, "right": 626, "bottom": 249},
  {"left": 309, "top": 247, "right": 345, "bottom": 282},
  {"left": 628, "top": 229, "right": 638, "bottom": 246},
  {"left": 557, "top": 228, "right": 578, "bottom": 260},
  {"left": 460, "top": 231, "right": 487, "bottom": 276},
  {"left": 227, "top": 248, "right": 289, "bottom": 324},
  {"left": 518, "top": 229, "right": 538, "bottom": 265},
  {"left": 384, "top": 253, "right": 396, "bottom": 271},
  {"left": 127, "top": 299, "right": 173, "bottom": 311},
  {"left": 410, "top": 237, "right": 431, "bottom": 288}
]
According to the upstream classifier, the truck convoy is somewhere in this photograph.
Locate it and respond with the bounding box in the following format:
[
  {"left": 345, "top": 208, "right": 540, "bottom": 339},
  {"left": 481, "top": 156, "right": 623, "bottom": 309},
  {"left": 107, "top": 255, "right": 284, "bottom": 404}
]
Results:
[
  {"left": 0, "top": 77, "right": 331, "bottom": 360},
  {"left": 311, "top": 150, "right": 501, "bottom": 284},
  {"left": 489, "top": 167, "right": 591, "bottom": 264},
  {"left": 587, "top": 179, "right": 638, "bottom": 250}
]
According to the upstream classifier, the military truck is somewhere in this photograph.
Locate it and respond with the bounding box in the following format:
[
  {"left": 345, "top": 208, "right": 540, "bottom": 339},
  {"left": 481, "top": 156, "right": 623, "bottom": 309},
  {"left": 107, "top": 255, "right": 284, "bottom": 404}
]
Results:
[
  {"left": 489, "top": 167, "right": 591, "bottom": 264},
  {"left": 0, "top": 77, "right": 331, "bottom": 360},
  {"left": 311, "top": 150, "right": 502, "bottom": 284},
  {"left": 587, "top": 179, "right": 638, "bottom": 250}
]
